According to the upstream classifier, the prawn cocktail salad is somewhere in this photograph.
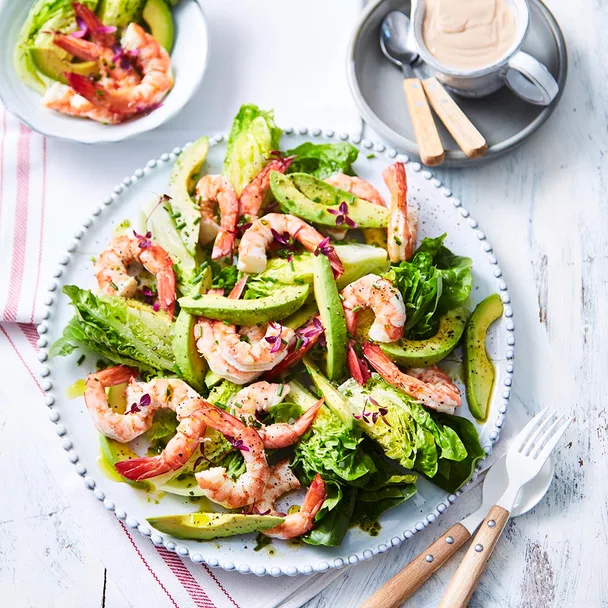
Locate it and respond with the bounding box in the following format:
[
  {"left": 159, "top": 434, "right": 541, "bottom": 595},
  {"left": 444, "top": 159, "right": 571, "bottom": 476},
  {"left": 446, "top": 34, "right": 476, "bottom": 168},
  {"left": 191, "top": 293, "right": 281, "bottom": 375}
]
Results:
[
  {"left": 51, "top": 104, "right": 503, "bottom": 545},
  {"left": 15, "top": 0, "right": 177, "bottom": 124}
]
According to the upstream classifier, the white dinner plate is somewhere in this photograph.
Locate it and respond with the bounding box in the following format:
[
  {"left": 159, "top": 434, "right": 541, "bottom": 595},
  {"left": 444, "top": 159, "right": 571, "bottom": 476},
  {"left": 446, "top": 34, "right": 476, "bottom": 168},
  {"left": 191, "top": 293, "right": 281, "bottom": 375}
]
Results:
[
  {"left": 0, "top": 0, "right": 208, "bottom": 144},
  {"left": 38, "top": 128, "right": 515, "bottom": 576}
]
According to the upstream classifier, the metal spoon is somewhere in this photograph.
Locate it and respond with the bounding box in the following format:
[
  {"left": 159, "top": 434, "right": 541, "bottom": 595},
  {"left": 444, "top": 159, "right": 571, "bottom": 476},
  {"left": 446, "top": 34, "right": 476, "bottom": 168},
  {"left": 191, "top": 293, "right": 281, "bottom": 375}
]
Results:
[
  {"left": 380, "top": 11, "right": 444, "bottom": 166},
  {"left": 360, "top": 453, "right": 554, "bottom": 608},
  {"left": 380, "top": 11, "right": 487, "bottom": 161}
]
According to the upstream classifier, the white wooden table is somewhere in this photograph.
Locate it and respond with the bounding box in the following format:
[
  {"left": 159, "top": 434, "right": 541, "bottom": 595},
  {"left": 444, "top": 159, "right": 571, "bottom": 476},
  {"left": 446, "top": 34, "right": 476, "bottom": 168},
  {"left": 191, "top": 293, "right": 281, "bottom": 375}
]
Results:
[{"left": 1, "top": 1, "right": 606, "bottom": 606}]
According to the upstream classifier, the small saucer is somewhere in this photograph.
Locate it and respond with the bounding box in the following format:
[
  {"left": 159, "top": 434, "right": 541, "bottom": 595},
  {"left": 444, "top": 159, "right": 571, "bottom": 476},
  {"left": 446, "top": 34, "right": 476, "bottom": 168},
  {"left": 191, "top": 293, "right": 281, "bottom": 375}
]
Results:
[{"left": 347, "top": 0, "right": 567, "bottom": 166}]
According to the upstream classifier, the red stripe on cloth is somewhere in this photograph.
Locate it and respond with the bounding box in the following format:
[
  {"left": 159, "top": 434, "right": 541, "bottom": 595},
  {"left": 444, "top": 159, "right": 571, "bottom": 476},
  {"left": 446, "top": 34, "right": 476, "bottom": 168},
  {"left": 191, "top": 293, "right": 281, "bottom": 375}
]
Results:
[
  {"left": 18, "top": 323, "right": 39, "bottom": 351},
  {"left": 0, "top": 108, "right": 7, "bottom": 226},
  {"left": 119, "top": 522, "right": 180, "bottom": 608},
  {"left": 203, "top": 565, "right": 241, "bottom": 608},
  {"left": 156, "top": 547, "right": 217, "bottom": 608},
  {"left": 0, "top": 324, "right": 43, "bottom": 392},
  {"left": 31, "top": 137, "right": 47, "bottom": 322},
  {"left": 4, "top": 124, "right": 32, "bottom": 322}
]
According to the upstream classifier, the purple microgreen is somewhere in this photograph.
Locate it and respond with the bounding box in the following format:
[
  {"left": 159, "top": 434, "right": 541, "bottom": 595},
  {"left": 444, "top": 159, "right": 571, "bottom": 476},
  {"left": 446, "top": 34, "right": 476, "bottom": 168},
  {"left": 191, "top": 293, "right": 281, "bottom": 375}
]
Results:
[
  {"left": 254, "top": 507, "right": 271, "bottom": 516},
  {"left": 139, "top": 393, "right": 151, "bottom": 408},
  {"left": 327, "top": 201, "right": 357, "bottom": 228},
  {"left": 96, "top": 25, "right": 117, "bottom": 34},
  {"left": 153, "top": 301, "right": 160, "bottom": 312},
  {"left": 133, "top": 229, "right": 152, "bottom": 249},
  {"left": 71, "top": 17, "right": 88, "bottom": 38},
  {"left": 314, "top": 236, "right": 336, "bottom": 257},
  {"left": 227, "top": 437, "right": 250, "bottom": 452}
]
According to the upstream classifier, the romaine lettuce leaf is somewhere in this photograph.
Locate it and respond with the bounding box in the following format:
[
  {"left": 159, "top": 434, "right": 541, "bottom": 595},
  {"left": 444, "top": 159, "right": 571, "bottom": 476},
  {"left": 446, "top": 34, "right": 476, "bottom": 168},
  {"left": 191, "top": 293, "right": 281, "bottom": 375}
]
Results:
[
  {"left": 386, "top": 234, "right": 472, "bottom": 338},
  {"left": 50, "top": 286, "right": 175, "bottom": 374},
  {"left": 286, "top": 142, "right": 359, "bottom": 179},
  {"left": 223, "top": 104, "right": 282, "bottom": 195}
]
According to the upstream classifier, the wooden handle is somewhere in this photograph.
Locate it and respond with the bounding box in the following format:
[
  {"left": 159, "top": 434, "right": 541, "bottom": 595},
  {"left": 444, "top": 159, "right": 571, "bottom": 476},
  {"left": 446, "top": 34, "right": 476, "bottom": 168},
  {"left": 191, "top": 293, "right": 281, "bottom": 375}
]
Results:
[
  {"left": 421, "top": 78, "right": 487, "bottom": 159},
  {"left": 438, "top": 506, "right": 510, "bottom": 608},
  {"left": 402, "top": 78, "right": 445, "bottom": 167},
  {"left": 360, "top": 523, "right": 470, "bottom": 608}
]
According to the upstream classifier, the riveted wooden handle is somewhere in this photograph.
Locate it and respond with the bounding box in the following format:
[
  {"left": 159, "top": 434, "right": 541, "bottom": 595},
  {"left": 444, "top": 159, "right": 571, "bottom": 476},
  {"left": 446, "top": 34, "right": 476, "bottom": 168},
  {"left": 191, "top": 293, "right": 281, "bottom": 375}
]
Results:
[
  {"left": 438, "top": 505, "right": 510, "bottom": 608},
  {"left": 421, "top": 78, "right": 487, "bottom": 159},
  {"left": 360, "top": 523, "right": 471, "bottom": 608},
  {"left": 402, "top": 78, "right": 445, "bottom": 167}
]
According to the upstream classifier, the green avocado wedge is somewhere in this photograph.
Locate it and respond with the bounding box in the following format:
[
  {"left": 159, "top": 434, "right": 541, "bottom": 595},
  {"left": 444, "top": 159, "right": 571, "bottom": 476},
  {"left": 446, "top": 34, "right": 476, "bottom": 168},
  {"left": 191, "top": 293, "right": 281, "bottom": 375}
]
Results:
[
  {"left": 99, "top": 435, "right": 152, "bottom": 491},
  {"left": 29, "top": 48, "right": 98, "bottom": 84},
  {"left": 464, "top": 294, "right": 504, "bottom": 422},
  {"left": 179, "top": 284, "right": 310, "bottom": 325},
  {"left": 173, "top": 309, "right": 206, "bottom": 393},
  {"left": 147, "top": 513, "right": 285, "bottom": 540},
  {"left": 168, "top": 136, "right": 209, "bottom": 256},
  {"left": 270, "top": 172, "right": 389, "bottom": 228},
  {"left": 381, "top": 307, "right": 469, "bottom": 367},
  {"left": 313, "top": 255, "right": 346, "bottom": 380},
  {"left": 142, "top": 0, "right": 174, "bottom": 51}
]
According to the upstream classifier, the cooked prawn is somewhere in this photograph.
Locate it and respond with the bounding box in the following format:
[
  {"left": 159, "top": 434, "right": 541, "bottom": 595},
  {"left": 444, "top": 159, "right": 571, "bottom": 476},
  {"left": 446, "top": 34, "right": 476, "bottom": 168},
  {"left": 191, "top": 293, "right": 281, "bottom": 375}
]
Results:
[
  {"left": 263, "top": 474, "right": 326, "bottom": 539},
  {"left": 230, "top": 381, "right": 291, "bottom": 418},
  {"left": 194, "top": 403, "right": 270, "bottom": 508},
  {"left": 84, "top": 365, "right": 152, "bottom": 442},
  {"left": 325, "top": 174, "right": 385, "bottom": 207},
  {"left": 237, "top": 213, "right": 344, "bottom": 276},
  {"left": 229, "top": 382, "right": 323, "bottom": 448},
  {"left": 194, "top": 319, "right": 261, "bottom": 385},
  {"left": 195, "top": 175, "right": 239, "bottom": 259},
  {"left": 383, "top": 162, "right": 418, "bottom": 262},
  {"left": 95, "top": 232, "right": 176, "bottom": 319},
  {"left": 61, "top": 23, "right": 173, "bottom": 120},
  {"left": 240, "top": 157, "right": 294, "bottom": 220},
  {"left": 214, "top": 322, "right": 295, "bottom": 372},
  {"left": 363, "top": 343, "right": 461, "bottom": 413},
  {"left": 340, "top": 274, "right": 406, "bottom": 343},
  {"left": 114, "top": 380, "right": 207, "bottom": 481},
  {"left": 254, "top": 460, "right": 301, "bottom": 515}
]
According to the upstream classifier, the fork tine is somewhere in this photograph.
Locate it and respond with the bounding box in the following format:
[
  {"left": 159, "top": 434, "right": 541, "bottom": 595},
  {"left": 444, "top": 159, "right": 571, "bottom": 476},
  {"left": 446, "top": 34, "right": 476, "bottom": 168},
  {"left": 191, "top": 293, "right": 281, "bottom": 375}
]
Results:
[
  {"left": 513, "top": 407, "right": 550, "bottom": 452},
  {"left": 522, "top": 411, "right": 557, "bottom": 456},
  {"left": 532, "top": 416, "right": 572, "bottom": 461}
]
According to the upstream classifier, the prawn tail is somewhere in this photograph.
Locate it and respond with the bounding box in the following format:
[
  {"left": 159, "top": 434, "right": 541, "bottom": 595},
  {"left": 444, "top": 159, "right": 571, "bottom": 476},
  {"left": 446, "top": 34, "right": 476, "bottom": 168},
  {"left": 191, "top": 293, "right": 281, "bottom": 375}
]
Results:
[
  {"left": 362, "top": 342, "right": 396, "bottom": 379},
  {"left": 73, "top": 2, "right": 117, "bottom": 47},
  {"left": 66, "top": 72, "right": 109, "bottom": 105},
  {"left": 264, "top": 333, "right": 320, "bottom": 381},
  {"left": 156, "top": 269, "right": 177, "bottom": 320},
  {"left": 193, "top": 401, "right": 245, "bottom": 436},
  {"left": 53, "top": 34, "right": 100, "bottom": 61},
  {"left": 91, "top": 365, "right": 138, "bottom": 387},
  {"left": 346, "top": 343, "right": 371, "bottom": 386},
  {"left": 114, "top": 456, "right": 171, "bottom": 481},
  {"left": 293, "top": 398, "right": 324, "bottom": 435},
  {"left": 301, "top": 474, "right": 327, "bottom": 518},
  {"left": 326, "top": 250, "right": 345, "bottom": 279},
  {"left": 211, "top": 229, "right": 236, "bottom": 260}
]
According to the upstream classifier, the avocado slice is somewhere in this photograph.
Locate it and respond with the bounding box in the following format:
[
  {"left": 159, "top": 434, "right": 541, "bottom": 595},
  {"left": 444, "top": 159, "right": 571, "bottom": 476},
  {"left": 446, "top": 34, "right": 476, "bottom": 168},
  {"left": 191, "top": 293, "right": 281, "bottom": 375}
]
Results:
[
  {"left": 270, "top": 172, "right": 389, "bottom": 228},
  {"left": 179, "top": 284, "right": 309, "bottom": 325},
  {"left": 287, "top": 380, "right": 319, "bottom": 409},
  {"left": 142, "top": 0, "right": 174, "bottom": 51},
  {"left": 313, "top": 255, "right": 346, "bottom": 380},
  {"left": 29, "top": 48, "right": 97, "bottom": 84},
  {"left": 173, "top": 308, "right": 206, "bottom": 393},
  {"left": 284, "top": 299, "right": 318, "bottom": 329},
  {"left": 99, "top": 435, "right": 152, "bottom": 491},
  {"left": 205, "top": 369, "right": 223, "bottom": 388},
  {"left": 147, "top": 512, "right": 284, "bottom": 540},
  {"left": 98, "top": 0, "right": 145, "bottom": 27},
  {"left": 381, "top": 307, "right": 469, "bottom": 367},
  {"left": 168, "top": 136, "right": 209, "bottom": 256},
  {"left": 304, "top": 358, "right": 353, "bottom": 428},
  {"left": 252, "top": 244, "right": 389, "bottom": 291},
  {"left": 464, "top": 294, "right": 504, "bottom": 422}
]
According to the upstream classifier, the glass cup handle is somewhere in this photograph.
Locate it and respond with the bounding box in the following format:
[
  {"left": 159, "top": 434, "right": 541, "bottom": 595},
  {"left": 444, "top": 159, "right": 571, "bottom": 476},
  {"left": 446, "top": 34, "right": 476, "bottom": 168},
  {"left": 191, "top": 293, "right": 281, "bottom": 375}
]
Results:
[{"left": 505, "top": 51, "right": 559, "bottom": 106}]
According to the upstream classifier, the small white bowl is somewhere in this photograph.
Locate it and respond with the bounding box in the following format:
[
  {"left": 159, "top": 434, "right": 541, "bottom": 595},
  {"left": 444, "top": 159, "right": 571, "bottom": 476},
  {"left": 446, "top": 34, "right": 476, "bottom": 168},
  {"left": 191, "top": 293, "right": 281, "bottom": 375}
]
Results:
[{"left": 0, "top": 0, "right": 208, "bottom": 144}]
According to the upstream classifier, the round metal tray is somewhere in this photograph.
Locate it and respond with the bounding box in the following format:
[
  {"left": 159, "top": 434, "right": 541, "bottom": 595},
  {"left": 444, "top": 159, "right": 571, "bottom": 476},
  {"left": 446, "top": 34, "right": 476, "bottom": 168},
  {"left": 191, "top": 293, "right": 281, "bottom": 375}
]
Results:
[{"left": 347, "top": 0, "right": 568, "bottom": 166}]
